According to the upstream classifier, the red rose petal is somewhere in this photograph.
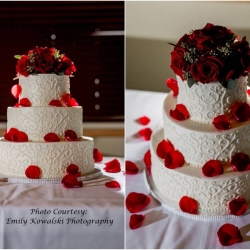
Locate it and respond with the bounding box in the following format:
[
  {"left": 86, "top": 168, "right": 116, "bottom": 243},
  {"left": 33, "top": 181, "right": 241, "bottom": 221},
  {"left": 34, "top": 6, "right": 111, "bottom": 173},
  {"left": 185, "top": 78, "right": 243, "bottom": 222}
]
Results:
[
  {"left": 11, "top": 84, "right": 22, "bottom": 98},
  {"left": 19, "top": 98, "right": 31, "bottom": 107},
  {"left": 212, "top": 115, "right": 231, "bottom": 130},
  {"left": 14, "top": 103, "right": 20, "bottom": 108},
  {"left": 49, "top": 100, "right": 63, "bottom": 107},
  {"left": 105, "top": 180, "right": 121, "bottom": 188},
  {"left": 143, "top": 150, "right": 151, "bottom": 168},
  {"left": 202, "top": 160, "right": 224, "bottom": 177},
  {"left": 179, "top": 196, "right": 198, "bottom": 215},
  {"left": 66, "top": 164, "right": 81, "bottom": 176},
  {"left": 12, "top": 131, "right": 28, "bottom": 142},
  {"left": 4, "top": 128, "right": 18, "bottom": 141},
  {"left": 138, "top": 128, "right": 152, "bottom": 141},
  {"left": 156, "top": 139, "right": 175, "bottom": 159},
  {"left": 64, "top": 129, "right": 79, "bottom": 141},
  {"left": 126, "top": 161, "right": 139, "bottom": 175},
  {"left": 229, "top": 197, "right": 247, "bottom": 216},
  {"left": 217, "top": 224, "right": 243, "bottom": 246},
  {"left": 25, "top": 165, "right": 41, "bottom": 179},
  {"left": 61, "top": 174, "right": 83, "bottom": 188},
  {"left": 247, "top": 89, "right": 250, "bottom": 96},
  {"left": 138, "top": 116, "right": 150, "bottom": 125},
  {"left": 230, "top": 102, "right": 250, "bottom": 122},
  {"left": 129, "top": 214, "right": 145, "bottom": 230},
  {"left": 104, "top": 158, "right": 121, "bottom": 173},
  {"left": 93, "top": 148, "right": 103, "bottom": 162},
  {"left": 230, "top": 152, "right": 250, "bottom": 172},
  {"left": 170, "top": 104, "right": 189, "bottom": 121},
  {"left": 126, "top": 192, "right": 151, "bottom": 213},
  {"left": 164, "top": 150, "right": 185, "bottom": 169},
  {"left": 166, "top": 78, "right": 179, "bottom": 96},
  {"left": 68, "top": 97, "right": 79, "bottom": 106},
  {"left": 44, "top": 132, "right": 60, "bottom": 142},
  {"left": 62, "top": 93, "right": 79, "bottom": 107}
]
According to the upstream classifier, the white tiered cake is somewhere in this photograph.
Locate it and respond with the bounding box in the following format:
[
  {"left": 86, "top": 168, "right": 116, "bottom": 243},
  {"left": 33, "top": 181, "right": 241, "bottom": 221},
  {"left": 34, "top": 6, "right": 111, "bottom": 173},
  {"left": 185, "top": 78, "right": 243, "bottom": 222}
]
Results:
[
  {"left": 0, "top": 47, "right": 95, "bottom": 180},
  {"left": 150, "top": 24, "right": 250, "bottom": 217}
]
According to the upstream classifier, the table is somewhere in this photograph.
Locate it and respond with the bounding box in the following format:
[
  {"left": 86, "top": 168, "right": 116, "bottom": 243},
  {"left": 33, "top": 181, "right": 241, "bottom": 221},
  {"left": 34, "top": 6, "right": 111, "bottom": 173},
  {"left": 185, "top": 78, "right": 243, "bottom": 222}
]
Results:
[
  {"left": 0, "top": 157, "right": 124, "bottom": 249},
  {"left": 125, "top": 89, "right": 250, "bottom": 249}
]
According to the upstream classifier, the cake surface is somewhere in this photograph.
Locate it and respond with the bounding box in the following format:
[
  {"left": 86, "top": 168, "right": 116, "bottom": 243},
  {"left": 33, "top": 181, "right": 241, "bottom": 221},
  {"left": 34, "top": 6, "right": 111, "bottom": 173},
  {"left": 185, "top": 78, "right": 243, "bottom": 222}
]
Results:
[{"left": 151, "top": 23, "right": 250, "bottom": 218}]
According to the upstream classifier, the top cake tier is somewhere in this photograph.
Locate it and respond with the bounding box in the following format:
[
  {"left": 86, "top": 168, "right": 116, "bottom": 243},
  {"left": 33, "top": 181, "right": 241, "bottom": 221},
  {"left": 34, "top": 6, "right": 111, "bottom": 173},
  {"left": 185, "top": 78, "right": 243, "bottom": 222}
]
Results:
[
  {"left": 19, "top": 74, "right": 70, "bottom": 107},
  {"left": 176, "top": 75, "right": 248, "bottom": 124}
]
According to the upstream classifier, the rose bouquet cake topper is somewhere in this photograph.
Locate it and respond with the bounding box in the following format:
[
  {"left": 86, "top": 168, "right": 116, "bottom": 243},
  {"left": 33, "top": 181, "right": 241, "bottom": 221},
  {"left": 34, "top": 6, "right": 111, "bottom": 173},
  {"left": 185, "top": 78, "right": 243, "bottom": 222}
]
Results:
[
  {"left": 169, "top": 23, "right": 250, "bottom": 88},
  {"left": 14, "top": 46, "right": 76, "bottom": 77}
]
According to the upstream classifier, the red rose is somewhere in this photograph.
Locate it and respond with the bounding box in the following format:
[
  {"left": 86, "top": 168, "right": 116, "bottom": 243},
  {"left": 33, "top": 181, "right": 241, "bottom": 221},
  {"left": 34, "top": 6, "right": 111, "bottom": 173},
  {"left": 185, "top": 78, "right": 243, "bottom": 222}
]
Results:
[
  {"left": 170, "top": 47, "right": 190, "bottom": 80},
  {"left": 190, "top": 55, "right": 223, "bottom": 83},
  {"left": 56, "top": 55, "right": 76, "bottom": 75},
  {"left": 192, "top": 23, "right": 235, "bottom": 51},
  {"left": 33, "top": 47, "right": 56, "bottom": 73},
  {"left": 16, "top": 55, "right": 30, "bottom": 76},
  {"left": 176, "top": 33, "right": 196, "bottom": 48}
]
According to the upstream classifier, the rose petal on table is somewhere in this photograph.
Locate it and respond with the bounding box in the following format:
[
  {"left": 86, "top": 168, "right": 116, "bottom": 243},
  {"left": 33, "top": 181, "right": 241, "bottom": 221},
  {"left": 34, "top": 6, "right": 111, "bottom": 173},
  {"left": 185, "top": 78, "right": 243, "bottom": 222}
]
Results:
[
  {"left": 125, "top": 161, "right": 139, "bottom": 174},
  {"left": 129, "top": 214, "right": 145, "bottom": 230},
  {"left": 138, "top": 116, "right": 150, "bottom": 125},
  {"left": 105, "top": 180, "right": 120, "bottom": 188},
  {"left": 138, "top": 128, "right": 152, "bottom": 141},
  {"left": 126, "top": 192, "right": 151, "bottom": 213},
  {"left": 93, "top": 148, "right": 103, "bottom": 162},
  {"left": 104, "top": 158, "right": 121, "bottom": 173},
  {"left": 217, "top": 223, "right": 243, "bottom": 246},
  {"left": 61, "top": 174, "right": 83, "bottom": 188}
]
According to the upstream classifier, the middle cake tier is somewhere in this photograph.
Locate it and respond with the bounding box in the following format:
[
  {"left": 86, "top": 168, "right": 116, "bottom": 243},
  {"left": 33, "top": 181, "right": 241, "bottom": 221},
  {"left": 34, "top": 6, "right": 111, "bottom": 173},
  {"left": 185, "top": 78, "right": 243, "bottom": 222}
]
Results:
[
  {"left": 163, "top": 92, "right": 250, "bottom": 167},
  {"left": 7, "top": 106, "right": 83, "bottom": 141}
]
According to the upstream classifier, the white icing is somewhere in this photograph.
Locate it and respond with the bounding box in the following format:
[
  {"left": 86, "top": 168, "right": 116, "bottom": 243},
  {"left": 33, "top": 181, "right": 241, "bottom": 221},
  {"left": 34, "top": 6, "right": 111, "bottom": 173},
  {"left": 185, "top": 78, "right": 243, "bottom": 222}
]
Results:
[
  {"left": 0, "top": 137, "right": 94, "bottom": 179},
  {"left": 7, "top": 106, "right": 83, "bottom": 141},
  {"left": 163, "top": 92, "right": 250, "bottom": 167},
  {"left": 177, "top": 76, "right": 248, "bottom": 124},
  {"left": 19, "top": 74, "right": 70, "bottom": 106},
  {"left": 151, "top": 123, "right": 250, "bottom": 217}
]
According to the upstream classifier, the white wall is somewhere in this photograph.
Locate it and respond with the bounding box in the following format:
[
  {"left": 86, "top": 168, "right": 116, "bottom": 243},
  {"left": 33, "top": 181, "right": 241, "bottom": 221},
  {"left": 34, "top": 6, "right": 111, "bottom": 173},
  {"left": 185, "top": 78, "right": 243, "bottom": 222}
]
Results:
[{"left": 126, "top": 1, "right": 250, "bottom": 92}]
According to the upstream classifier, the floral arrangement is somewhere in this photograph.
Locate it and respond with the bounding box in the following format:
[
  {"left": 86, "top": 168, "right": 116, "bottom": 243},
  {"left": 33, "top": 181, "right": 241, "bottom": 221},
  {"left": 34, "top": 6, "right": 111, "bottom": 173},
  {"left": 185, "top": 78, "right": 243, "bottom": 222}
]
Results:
[
  {"left": 170, "top": 23, "right": 250, "bottom": 87},
  {"left": 15, "top": 46, "right": 76, "bottom": 77}
]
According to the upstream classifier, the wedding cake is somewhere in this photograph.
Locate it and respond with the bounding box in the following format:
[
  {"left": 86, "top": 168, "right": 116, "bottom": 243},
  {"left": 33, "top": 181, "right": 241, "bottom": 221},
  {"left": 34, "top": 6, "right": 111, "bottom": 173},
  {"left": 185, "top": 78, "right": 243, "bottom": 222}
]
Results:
[
  {"left": 0, "top": 47, "right": 95, "bottom": 180},
  {"left": 150, "top": 24, "right": 250, "bottom": 217}
]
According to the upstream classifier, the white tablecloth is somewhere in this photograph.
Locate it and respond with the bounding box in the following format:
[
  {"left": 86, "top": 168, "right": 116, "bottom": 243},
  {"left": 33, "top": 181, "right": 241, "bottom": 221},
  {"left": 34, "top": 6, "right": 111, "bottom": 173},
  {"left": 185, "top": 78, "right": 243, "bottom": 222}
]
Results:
[
  {"left": 125, "top": 89, "right": 250, "bottom": 249},
  {"left": 0, "top": 157, "right": 124, "bottom": 249}
]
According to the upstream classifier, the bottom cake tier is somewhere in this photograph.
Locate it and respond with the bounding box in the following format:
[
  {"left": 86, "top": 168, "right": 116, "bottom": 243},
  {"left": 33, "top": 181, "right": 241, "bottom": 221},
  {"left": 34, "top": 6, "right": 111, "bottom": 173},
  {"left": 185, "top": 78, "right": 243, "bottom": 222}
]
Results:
[
  {"left": 0, "top": 136, "right": 95, "bottom": 179},
  {"left": 150, "top": 122, "right": 250, "bottom": 217}
]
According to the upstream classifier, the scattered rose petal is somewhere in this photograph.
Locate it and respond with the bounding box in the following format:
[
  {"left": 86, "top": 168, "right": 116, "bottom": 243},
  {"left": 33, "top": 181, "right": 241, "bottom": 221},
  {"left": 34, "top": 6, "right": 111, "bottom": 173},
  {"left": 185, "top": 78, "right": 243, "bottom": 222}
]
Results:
[
  {"left": 138, "top": 116, "right": 150, "bottom": 125},
  {"left": 230, "top": 102, "right": 250, "bottom": 122},
  {"left": 126, "top": 192, "right": 151, "bottom": 213},
  {"left": 104, "top": 158, "right": 121, "bottom": 173},
  {"left": 217, "top": 224, "right": 243, "bottom": 246},
  {"left": 62, "top": 93, "right": 79, "bottom": 107},
  {"left": 105, "top": 180, "right": 121, "bottom": 188},
  {"left": 156, "top": 139, "right": 175, "bottom": 159},
  {"left": 12, "top": 131, "right": 28, "bottom": 142},
  {"left": 170, "top": 104, "right": 189, "bottom": 121},
  {"left": 19, "top": 98, "right": 31, "bottom": 107},
  {"left": 138, "top": 128, "right": 152, "bottom": 141},
  {"left": 212, "top": 115, "right": 231, "bottom": 130},
  {"left": 126, "top": 161, "right": 139, "bottom": 175},
  {"left": 247, "top": 89, "right": 250, "bottom": 96},
  {"left": 11, "top": 84, "right": 22, "bottom": 98},
  {"left": 93, "top": 148, "right": 103, "bottom": 162},
  {"left": 4, "top": 128, "right": 18, "bottom": 141},
  {"left": 49, "top": 100, "right": 63, "bottom": 107},
  {"left": 164, "top": 150, "right": 185, "bottom": 169},
  {"left": 166, "top": 78, "right": 179, "bottom": 96},
  {"left": 25, "top": 165, "right": 41, "bottom": 179},
  {"left": 64, "top": 129, "right": 79, "bottom": 141},
  {"left": 14, "top": 103, "right": 20, "bottom": 108},
  {"left": 229, "top": 197, "right": 247, "bottom": 216},
  {"left": 61, "top": 174, "right": 83, "bottom": 188},
  {"left": 230, "top": 152, "right": 250, "bottom": 172},
  {"left": 44, "top": 132, "right": 60, "bottom": 142},
  {"left": 66, "top": 164, "right": 81, "bottom": 177},
  {"left": 129, "top": 214, "right": 145, "bottom": 230},
  {"left": 202, "top": 160, "right": 224, "bottom": 177},
  {"left": 179, "top": 196, "right": 198, "bottom": 215},
  {"left": 143, "top": 150, "right": 151, "bottom": 167}
]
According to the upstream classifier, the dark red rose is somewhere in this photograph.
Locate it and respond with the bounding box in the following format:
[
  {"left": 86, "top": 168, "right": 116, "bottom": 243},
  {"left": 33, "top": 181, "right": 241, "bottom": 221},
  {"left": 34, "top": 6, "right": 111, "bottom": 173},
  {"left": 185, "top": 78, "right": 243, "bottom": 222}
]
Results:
[
  {"left": 192, "top": 23, "right": 235, "bottom": 51},
  {"left": 56, "top": 55, "right": 76, "bottom": 75},
  {"left": 33, "top": 47, "right": 56, "bottom": 73},
  {"left": 190, "top": 55, "right": 223, "bottom": 83},
  {"left": 176, "top": 33, "right": 195, "bottom": 48},
  {"left": 16, "top": 55, "right": 30, "bottom": 76},
  {"left": 230, "top": 152, "right": 250, "bottom": 172},
  {"left": 170, "top": 47, "right": 190, "bottom": 80}
]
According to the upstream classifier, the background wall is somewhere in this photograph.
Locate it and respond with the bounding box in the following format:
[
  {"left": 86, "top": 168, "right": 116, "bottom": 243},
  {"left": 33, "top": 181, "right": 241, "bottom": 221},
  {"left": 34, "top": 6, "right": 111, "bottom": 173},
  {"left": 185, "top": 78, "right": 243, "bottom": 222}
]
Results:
[{"left": 126, "top": 1, "right": 250, "bottom": 92}]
